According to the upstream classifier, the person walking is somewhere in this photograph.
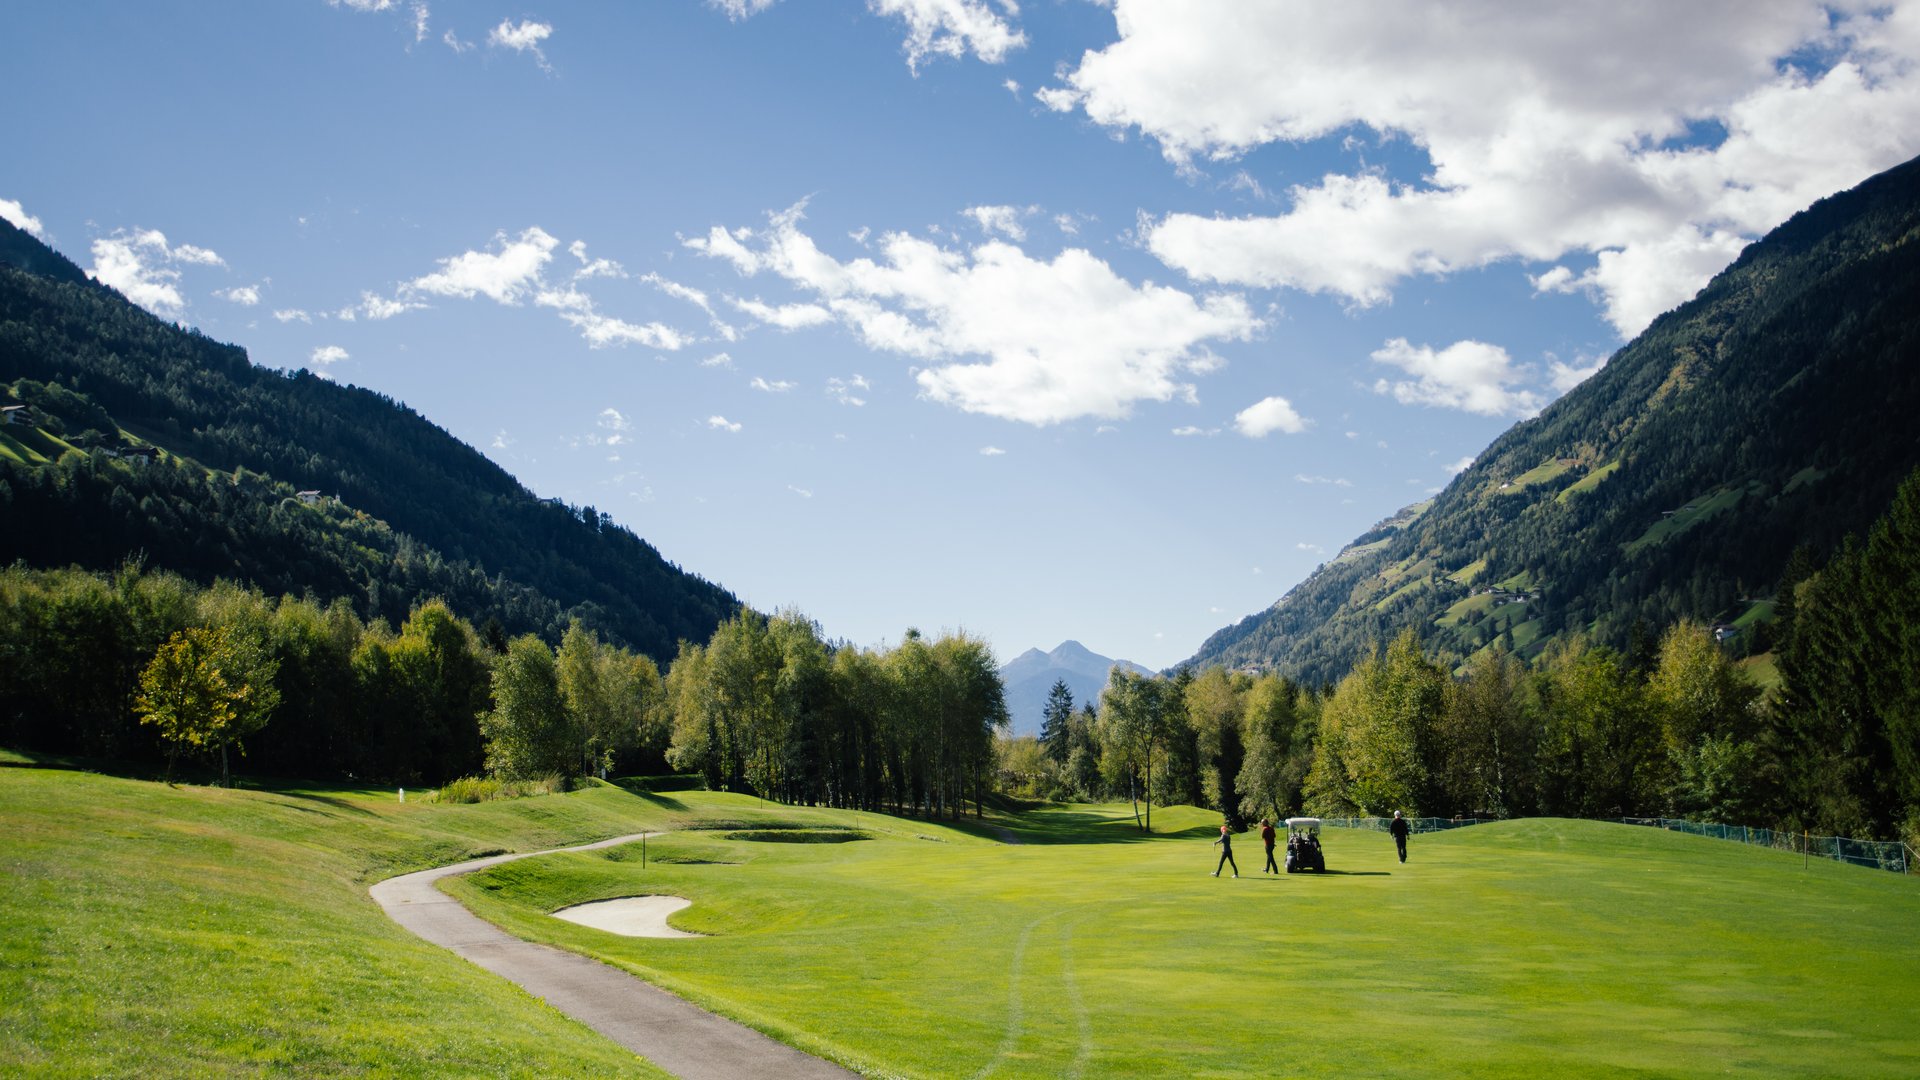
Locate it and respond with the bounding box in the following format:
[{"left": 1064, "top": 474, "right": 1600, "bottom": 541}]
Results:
[
  {"left": 1260, "top": 818, "right": 1279, "bottom": 874},
  {"left": 1390, "top": 810, "right": 1411, "bottom": 863},
  {"left": 1212, "top": 823, "right": 1239, "bottom": 878}
]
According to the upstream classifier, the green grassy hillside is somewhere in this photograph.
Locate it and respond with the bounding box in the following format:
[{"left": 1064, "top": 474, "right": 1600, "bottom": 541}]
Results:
[
  {"left": 1189, "top": 153, "right": 1920, "bottom": 682},
  {"left": 6, "top": 762, "right": 1916, "bottom": 1078},
  {"left": 0, "top": 762, "right": 670, "bottom": 1078}
]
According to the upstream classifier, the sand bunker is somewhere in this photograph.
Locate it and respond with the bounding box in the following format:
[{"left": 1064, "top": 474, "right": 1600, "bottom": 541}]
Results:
[{"left": 550, "top": 896, "right": 701, "bottom": 938}]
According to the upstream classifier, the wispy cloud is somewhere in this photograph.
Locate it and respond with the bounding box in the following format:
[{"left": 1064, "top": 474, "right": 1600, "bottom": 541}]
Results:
[
  {"left": 979, "top": 445, "right": 1006, "bottom": 456},
  {"left": 751, "top": 376, "right": 796, "bottom": 392},
  {"left": 488, "top": 18, "right": 553, "bottom": 70},
  {"left": 708, "top": 415, "right": 742, "bottom": 432},
  {"left": 827, "top": 374, "right": 869, "bottom": 406}
]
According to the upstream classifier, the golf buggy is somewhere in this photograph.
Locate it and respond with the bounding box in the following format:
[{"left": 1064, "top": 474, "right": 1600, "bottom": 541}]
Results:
[{"left": 1284, "top": 817, "right": 1326, "bottom": 873}]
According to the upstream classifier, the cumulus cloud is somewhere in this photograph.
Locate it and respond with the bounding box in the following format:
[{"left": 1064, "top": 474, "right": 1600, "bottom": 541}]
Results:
[
  {"left": 1370, "top": 338, "right": 1542, "bottom": 417},
  {"left": 1, "top": 197, "right": 47, "bottom": 238},
  {"left": 870, "top": 0, "right": 1026, "bottom": 73},
  {"left": 216, "top": 285, "right": 260, "bottom": 306},
  {"left": 1047, "top": 2, "right": 1920, "bottom": 337},
  {"left": 1444, "top": 455, "right": 1477, "bottom": 475},
  {"left": 686, "top": 202, "right": 1262, "bottom": 425},
  {"left": 1233, "top": 394, "right": 1307, "bottom": 437},
  {"left": 488, "top": 18, "right": 553, "bottom": 69},
  {"left": 963, "top": 204, "right": 1031, "bottom": 241},
  {"left": 407, "top": 227, "right": 556, "bottom": 304},
  {"left": 311, "top": 345, "right": 349, "bottom": 367},
  {"left": 87, "top": 228, "right": 226, "bottom": 317},
  {"left": 708, "top": 415, "right": 743, "bottom": 432}
]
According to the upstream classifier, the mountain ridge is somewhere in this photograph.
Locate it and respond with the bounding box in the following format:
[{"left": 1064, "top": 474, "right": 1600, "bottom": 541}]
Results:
[{"left": 1186, "top": 153, "right": 1920, "bottom": 683}]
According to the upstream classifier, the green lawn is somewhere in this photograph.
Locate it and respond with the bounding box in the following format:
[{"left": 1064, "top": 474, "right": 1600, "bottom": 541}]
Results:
[
  {"left": 0, "top": 762, "right": 673, "bottom": 1078},
  {"left": 5, "top": 764, "right": 1917, "bottom": 1078},
  {"left": 456, "top": 796, "right": 1920, "bottom": 1079}
]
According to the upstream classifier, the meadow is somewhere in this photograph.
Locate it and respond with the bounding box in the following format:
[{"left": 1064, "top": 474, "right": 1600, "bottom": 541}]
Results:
[{"left": 4, "top": 755, "right": 1917, "bottom": 1078}]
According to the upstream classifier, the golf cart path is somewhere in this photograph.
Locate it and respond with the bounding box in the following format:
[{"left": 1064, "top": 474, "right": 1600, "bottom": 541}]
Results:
[{"left": 370, "top": 833, "right": 854, "bottom": 1080}]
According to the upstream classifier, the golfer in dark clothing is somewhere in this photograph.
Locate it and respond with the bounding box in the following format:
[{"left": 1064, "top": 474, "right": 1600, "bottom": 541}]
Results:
[
  {"left": 1260, "top": 819, "right": 1279, "bottom": 874},
  {"left": 1212, "top": 824, "right": 1239, "bottom": 878},
  {"left": 1390, "top": 810, "right": 1411, "bottom": 863}
]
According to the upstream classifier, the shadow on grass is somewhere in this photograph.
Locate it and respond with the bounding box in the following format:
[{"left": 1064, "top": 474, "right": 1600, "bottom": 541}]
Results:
[
  {"left": 957, "top": 806, "right": 1222, "bottom": 846},
  {"left": 607, "top": 777, "right": 690, "bottom": 811}
]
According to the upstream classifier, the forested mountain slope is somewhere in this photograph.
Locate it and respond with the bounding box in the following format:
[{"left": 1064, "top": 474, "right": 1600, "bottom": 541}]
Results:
[
  {"left": 0, "top": 221, "right": 737, "bottom": 661},
  {"left": 1188, "top": 153, "right": 1920, "bottom": 684}
]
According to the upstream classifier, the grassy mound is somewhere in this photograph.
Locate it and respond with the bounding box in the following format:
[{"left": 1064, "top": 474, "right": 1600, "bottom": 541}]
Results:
[{"left": 0, "top": 764, "right": 678, "bottom": 1077}]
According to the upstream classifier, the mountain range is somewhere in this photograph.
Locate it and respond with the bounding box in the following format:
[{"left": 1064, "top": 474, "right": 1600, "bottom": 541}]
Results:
[
  {"left": 998, "top": 641, "right": 1151, "bottom": 737},
  {"left": 1185, "top": 152, "right": 1920, "bottom": 685},
  {"left": 0, "top": 220, "right": 737, "bottom": 663}
]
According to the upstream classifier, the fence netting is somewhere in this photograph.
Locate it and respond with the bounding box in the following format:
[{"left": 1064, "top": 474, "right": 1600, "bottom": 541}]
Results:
[{"left": 1316, "top": 816, "right": 1912, "bottom": 874}]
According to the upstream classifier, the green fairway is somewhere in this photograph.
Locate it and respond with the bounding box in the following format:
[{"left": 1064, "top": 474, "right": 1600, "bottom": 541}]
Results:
[
  {"left": 454, "top": 796, "right": 1920, "bottom": 1079},
  {"left": 5, "top": 763, "right": 1917, "bottom": 1078},
  {"left": 0, "top": 763, "right": 672, "bottom": 1078}
]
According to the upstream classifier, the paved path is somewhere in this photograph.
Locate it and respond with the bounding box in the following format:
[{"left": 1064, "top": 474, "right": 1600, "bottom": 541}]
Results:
[{"left": 370, "top": 833, "right": 855, "bottom": 1080}]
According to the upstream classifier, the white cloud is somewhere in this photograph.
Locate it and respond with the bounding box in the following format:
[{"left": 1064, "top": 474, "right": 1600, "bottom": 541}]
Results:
[
  {"left": 963, "top": 204, "right": 1031, "bottom": 241},
  {"left": 1294, "top": 474, "right": 1352, "bottom": 487},
  {"left": 640, "top": 272, "right": 708, "bottom": 312},
  {"left": 87, "top": 228, "right": 226, "bottom": 317},
  {"left": 1445, "top": 455, "right": 1477, "bottom": 476},
  {"left": 1547, "top": 355, "right": 1606, "bottom": 393},
  {"left": 407, "top": 227, "right": 556, "bottom": 304},
  {"left": 788, "top": 484, "right": 813, "bottom": 498},
  {"left": 354, "top": 290, "right": 426, "bottom": 320},
  {"left": 442, "top": 29, "right": 473, "bottom": 53},
  {"left": 329, "top": 0, "right": 395, "bottom": 11},
  {"left": 1, "top": 197, "right": 46, "bottom": 239},
  {"left": 980, "top": 445, "right": 1006, "bottom": 456},
  {"left": 171, "top": 245, "right": 224, "bottom": 266},
  {"left": 708, "top": 415, "right": 743, "bottom": 432},
  {"left": 1171, "top": 425, "right": 1219, "bottom": 437},
  {"left": 488, "top": 18, "right": 553, "bottom": 69},
  {"left": 569, "top": 240, "right": 626, "bottom": 280},
  {"left": 729, "top": 295, "right": 834, "bottom": 330},
  {"left": 700, "top": 352, "right": 735, "bottom": 368},
  {"left": 491, "top": 429, "right": 513, "bottom": 449},
  {"left": 1296, "top": 542, "right": 1325, "bottom": 554},
  {"left": 827, "top": 374, "right": 869, "bottom": 406},
  {"left": 536, "top": 285, "right": 689, "bottom": 350},
  {"left": 599, "top": 408, "right": 631, "bottom": 432},
  {"left": 1003, "top": 78, "right": 1020, "bottom": 97},
  {"left": 1370, "top": 338, "right": 1542, "bottom": 417},
  {"left": 709, "top": 0, "right": 779, "bottom": 19},
  {"left": 751, "top": 376, "right": 796, "bottom": 392},
  {"left": 311, "top": 345, "right": 349, "bottom": 367},
  {"left": 689, "top": 202, "right": 1262, "bottom": 425},
  {"left": 1234, "top": 394, "right": 1307, "bottom": 437},
  {"left": 869, "top": 0, "right": 1026, "bottom": 74},
  {"left": 273, "top": 309, "right": 311, "bottom": 323},
  {"left": 216, "top": 285, "right": 260, "bottom": 306},
  {"left": 1048, "top": 2, "right": 1920, "bottom": 337}
]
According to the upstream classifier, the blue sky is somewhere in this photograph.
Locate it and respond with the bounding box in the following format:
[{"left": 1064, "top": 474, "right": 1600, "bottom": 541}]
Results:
[{"left": 9, "top": 1, "right": 1920, "bottom": 669}]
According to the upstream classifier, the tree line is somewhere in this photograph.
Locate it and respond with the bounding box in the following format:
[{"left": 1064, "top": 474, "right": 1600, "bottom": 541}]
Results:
[{"left": 0, "top": 563, "right": 1006, "bottom": 817}]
